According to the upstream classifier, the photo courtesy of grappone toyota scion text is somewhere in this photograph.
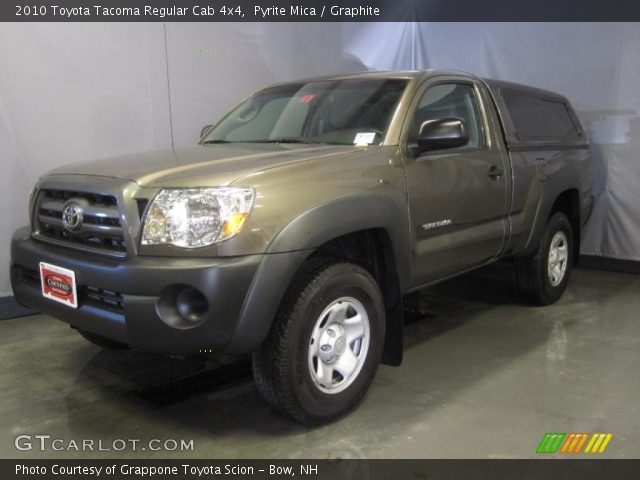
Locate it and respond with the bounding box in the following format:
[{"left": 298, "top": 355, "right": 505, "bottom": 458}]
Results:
[{"left": 11, "top": 70, "right": 593, "bottom": 424}]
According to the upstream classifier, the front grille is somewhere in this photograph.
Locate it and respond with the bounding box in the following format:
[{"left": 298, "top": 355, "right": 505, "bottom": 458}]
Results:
[
  {"left": 16, "top": 266, "right": 124, "bottom": 314},
  {"left": 80, "top": 286, "right": 125, "bottom": 313},
  {"left": 34, "top": 188, "right": 126, "bottom": 256}
]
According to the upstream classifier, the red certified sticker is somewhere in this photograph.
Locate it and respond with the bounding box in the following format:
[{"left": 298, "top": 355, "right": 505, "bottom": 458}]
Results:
[
  {"left": 40, "top": 262, "right": 78, "bottom": 308},
  {"left": 299, "top": 94, "right": 316, "bottom": 104}
]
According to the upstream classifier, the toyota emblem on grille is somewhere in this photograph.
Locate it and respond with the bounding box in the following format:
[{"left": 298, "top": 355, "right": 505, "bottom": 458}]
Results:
[{"left": 62, "top": 203, "right": 83, "bottom": 231}]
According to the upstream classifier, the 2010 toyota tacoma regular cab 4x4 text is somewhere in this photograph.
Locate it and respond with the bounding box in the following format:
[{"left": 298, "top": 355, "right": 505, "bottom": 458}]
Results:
[{"left": 11, "top": 70, "right": 593, "bottom": 424}]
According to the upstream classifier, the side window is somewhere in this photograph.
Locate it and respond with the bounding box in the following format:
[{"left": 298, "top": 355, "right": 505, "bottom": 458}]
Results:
[
  {"left": 538, "top": 99, "right": 581, "bottom": 138},
  {"left": 501, "top": 89, "right": 581, "bottom": 140},
  {"left": 414, "top": 83, "right": 485, "bottom": 150}
]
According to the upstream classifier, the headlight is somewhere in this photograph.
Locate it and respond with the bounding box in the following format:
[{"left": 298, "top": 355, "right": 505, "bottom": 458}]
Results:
[{"left": 141, "top": 187, "right": 255, "bottom": 248}]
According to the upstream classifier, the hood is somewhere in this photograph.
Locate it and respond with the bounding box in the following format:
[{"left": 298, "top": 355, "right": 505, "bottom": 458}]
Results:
[{"left": 47, "top": 143, "right": 364, "bottom": 187}]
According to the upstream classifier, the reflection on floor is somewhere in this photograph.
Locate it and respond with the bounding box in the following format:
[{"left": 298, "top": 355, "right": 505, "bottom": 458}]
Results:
[{"left": 1, "top": 266, "right": 639, "bottom": 459}]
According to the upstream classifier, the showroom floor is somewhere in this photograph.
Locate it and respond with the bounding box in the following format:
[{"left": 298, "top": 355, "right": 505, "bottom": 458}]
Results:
[{"left": 1, "top": 266, "right": 638, "bottom": 459}]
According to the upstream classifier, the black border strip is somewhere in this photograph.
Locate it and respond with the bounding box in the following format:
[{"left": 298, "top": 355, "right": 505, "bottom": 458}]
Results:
[
  {"left": 3, "top": 0, "right": 640, "bottom": 22},
  {"left": 3, "top": 459, "right": 640, "bottom": 479}
]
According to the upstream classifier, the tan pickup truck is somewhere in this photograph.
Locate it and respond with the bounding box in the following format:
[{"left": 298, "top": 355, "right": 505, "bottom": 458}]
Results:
[{"left": 11, "top": 70, "right": 593, "bottom": 423}]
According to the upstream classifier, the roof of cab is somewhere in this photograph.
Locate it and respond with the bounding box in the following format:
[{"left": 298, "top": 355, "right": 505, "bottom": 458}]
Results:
[
  {"left": 290, "top": 70, "right": 569, "bottom": 100},
  {"left": 273, "top": 69, "right": 481, "bottom": 86},
  {"left": 278, "top": 70, "right": 565, "bottom": 100}
]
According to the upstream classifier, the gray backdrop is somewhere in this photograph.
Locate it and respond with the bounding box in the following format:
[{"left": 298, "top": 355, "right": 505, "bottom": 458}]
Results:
[{"left": 1, "top": 23, "right": 638, "bottom": 295}]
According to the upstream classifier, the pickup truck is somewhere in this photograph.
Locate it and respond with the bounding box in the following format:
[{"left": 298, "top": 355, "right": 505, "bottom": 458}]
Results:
[{"left": 11, "top": 70, "right": 593, "bottom": 424}]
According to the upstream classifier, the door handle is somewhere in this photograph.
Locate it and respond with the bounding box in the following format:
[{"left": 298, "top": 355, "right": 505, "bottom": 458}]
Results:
[{"left": 488, "top": 165, "right": 504, "bottom": 180}]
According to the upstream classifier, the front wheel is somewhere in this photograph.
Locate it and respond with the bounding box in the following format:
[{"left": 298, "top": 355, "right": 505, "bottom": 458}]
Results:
[
  {"left": 516, "top": 212, "right": 574, "bottom": 305},
  {"left": 252, "top": 258, "right": 385, "bottom": 425}
]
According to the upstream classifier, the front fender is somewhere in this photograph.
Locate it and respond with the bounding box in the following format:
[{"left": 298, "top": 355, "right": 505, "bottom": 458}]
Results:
[{"left": 267, "top": 194, "right": 410, "bottom": 288}]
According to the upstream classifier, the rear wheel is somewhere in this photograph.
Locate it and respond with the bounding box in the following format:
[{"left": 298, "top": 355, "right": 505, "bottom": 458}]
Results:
[
  {"left": 252, "top": 258, "right": 385, "bottom": 425},
  {"left": 77, "top": 329, "right": 129, "bottom": 350},
  {"left": 516, "top": 212, "right": 574, "bottom": 305}
]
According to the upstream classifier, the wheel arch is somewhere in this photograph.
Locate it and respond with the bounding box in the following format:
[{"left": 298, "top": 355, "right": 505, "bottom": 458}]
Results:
[
  {"left": 267, "top": 194, "right": 410, "bottom": 282},
  {"left": 309, "top": 228, "right": 404, "bottom": 366},
  {"left": 522, "top": 183, "right": 581, "bottom": 264},
  {"left": 548, "top": 189, "right": 581, "bottom": 266}
]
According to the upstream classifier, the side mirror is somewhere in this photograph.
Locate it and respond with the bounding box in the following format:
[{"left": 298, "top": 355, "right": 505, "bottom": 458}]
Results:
[
  {"left": 415, "top": 117, "right": 468, "bottom": 154},
  {"left": 200, "top": 124, "right": 212, "bottom": 139}
]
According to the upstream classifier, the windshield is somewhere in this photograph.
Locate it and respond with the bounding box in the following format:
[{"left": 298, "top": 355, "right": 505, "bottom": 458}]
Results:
[{"left": 202, "top": 78, "right": 408, "bottom": 146}]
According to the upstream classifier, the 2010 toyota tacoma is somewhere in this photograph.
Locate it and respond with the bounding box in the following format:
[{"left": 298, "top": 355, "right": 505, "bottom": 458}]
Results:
[{"left": 11, "top": 70, "right": 593, "bottom": 424}]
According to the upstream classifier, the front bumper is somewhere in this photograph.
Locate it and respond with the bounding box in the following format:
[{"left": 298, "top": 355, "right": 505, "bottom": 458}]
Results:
[{"left": 11, "top": 226, "right": 309, "bottom": 355}]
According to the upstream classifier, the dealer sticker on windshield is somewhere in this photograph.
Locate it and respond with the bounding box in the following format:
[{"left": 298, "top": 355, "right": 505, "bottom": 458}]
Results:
[
  {"left": 39, "top": 262, "right": 78, "bottom": 309},
  {"left": 354, "top": 132, "right": 377, "bottom": 146}
]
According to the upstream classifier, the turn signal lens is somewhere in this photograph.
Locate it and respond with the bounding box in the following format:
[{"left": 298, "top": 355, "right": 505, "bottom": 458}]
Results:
[{"left": 222, "top": 213, "right": 249, "bottom": 237}]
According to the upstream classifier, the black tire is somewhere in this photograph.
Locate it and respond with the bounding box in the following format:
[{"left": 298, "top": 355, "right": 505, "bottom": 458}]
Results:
[
  {"left": 516, "top": 212, "right": 574, "bottom": 305},
  {"left": 77, "top": 329, "right": 129, "bottom": 350},
  {"left": 252, "top": 257, "right": 385, "bottom": 425}
]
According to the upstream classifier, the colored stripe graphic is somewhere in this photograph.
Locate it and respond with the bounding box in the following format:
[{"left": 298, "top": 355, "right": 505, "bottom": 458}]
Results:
[
  {"left": 584, "top": 433, "right": 613, "bottom": 453},
  {"left": 560, "top": 433, "right": 589, "bottom": 453},
  {"left": 536, "top": 433, "right": 566, "bottom": 453},
  {"left": 536, "top": 433, "right": 613, "bottom": 454}
]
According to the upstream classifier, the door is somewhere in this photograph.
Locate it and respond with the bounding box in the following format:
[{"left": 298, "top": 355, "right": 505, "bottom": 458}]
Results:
[{"left": 402, "top": 79, "right": 510, "bottom": 285}]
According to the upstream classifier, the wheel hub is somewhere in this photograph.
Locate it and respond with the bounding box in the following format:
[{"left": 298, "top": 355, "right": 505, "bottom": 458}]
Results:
[
  {"left": 318, "top": 325, "right": 347, "bottom": 363},
  {"left": 308, "top": 297, "right": 371, "bottom": 394},
  {"left": 547, "top": 231, "right": 569, "bottom": 287}
]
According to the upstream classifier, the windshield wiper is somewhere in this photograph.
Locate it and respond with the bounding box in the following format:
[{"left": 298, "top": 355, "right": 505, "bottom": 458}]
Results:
[
  {"left": 201, "top": 139, "right": 233, "bottom": 144},
  {"left": 247, "top": 138, "right": 320, "bottom": 144},
  {"left": 202, "top": 138, "right": 326, "bottom": 145}
]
